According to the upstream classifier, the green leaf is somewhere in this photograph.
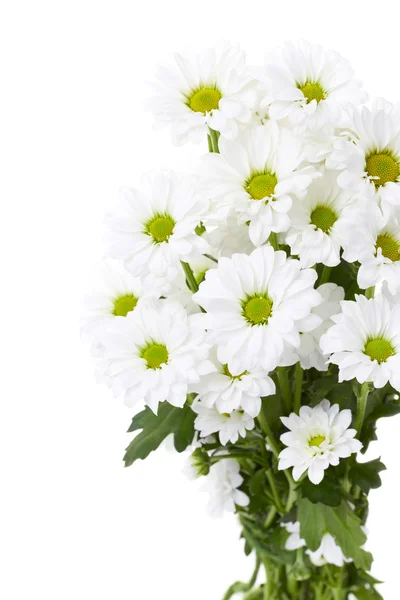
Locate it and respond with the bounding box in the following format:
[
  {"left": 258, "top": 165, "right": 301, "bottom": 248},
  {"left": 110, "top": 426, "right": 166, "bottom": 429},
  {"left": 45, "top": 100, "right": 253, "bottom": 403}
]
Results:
[
  {"left": 352, "top": 588, "right": 383, "bottom": 600},
  {"left": 298, "top": 498, "right": 372, "bottom": 571},
  {"left": 124, "top": 402, "right": 195, "bottom": 467},
  {"left": 300, "top": 475, "right": 342, "bottom": 507},
  {"left": 350, "top": 459, "right": 386, "bottom": 495},
  {"left": 249, "top": 469, "right": 266, "bottom": 496}
]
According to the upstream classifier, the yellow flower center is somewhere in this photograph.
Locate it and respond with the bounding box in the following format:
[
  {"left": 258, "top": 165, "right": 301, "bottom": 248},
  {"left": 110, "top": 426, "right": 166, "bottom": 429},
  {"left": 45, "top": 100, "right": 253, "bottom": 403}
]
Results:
[
  {"left": 146, "top": 214, "right": 175, "bottom": 243},
  {"left": 366, "top": 152, "right": 400, "bottom": 187},
  {"left": 189, "top": 87, "right": 222, "bottom": 114},
  {"left": 376, "top": 233, "right": 400, "bottom": 262},
  {"left": 112, "top": 293, "right": 138, "bottom": 317},
  {"left": 243, "top": 295, "right": 273, "bottom": 325},
  {"left": 364, "top": 338, "right": 395, "bottom": 363},
  {"left": 298, "top": 81, "right": 326, "bottom": 104},
  {"left": 141, "top": 343, "right": 169, "bottom": 369},
  {"left": 246, "top": 173, "right": 278, "bottom": 200},
  {"left": 310, "top": 206, "right": 338, "bottom": 234},
  {"left": 309, "top": 435, "right": 326, "bottom": 448}
]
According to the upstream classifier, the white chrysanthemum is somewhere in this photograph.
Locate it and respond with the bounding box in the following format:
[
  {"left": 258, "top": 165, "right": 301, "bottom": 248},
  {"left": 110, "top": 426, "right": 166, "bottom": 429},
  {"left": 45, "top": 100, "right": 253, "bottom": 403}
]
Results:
[
  {"left": 148, "top": 44, "right": 257, "bottom": 144},
  {"left": 193, "top": 353, "right": 275, "bottom": 418},
  {"left": 201, "top": 122, "right": 317, "bottom": 246},
  {"left": 193, "top": 400, "right": 254, "bottom": 445},
  {"left": 105, "top": 172, "right": 209, "bottom": 292},
  {"left": 98, "top": 299, "right": 213, "bottom": 413},
  {"left": 204, "top": 217, "right": 256, "bottom": 258},
  {"left": 320, "top": 294, "right": 400, "bottom": 390},
  {"left": 202, "top": 459, "right": 249, "bottom": 517},
  {"left": 285, "top": 170, "right": 353, "bottom": 268},
  {"left": 282, "top": 522, "right": 306, "bottom": 551},
  {"left": 281, "top": 283, "right": 345, "bottom": 371},
  {"left": 341, "top": 205, "right": 400, "bottom": 294},
  {"left": 278, "top": 400, "right": 362, "bottom": 485},
  {"left": 193, "top": 246, "right": 321, "bottom": 373},
  {"left": 81, "top": 260, "right": 154, "bottom": 342},
  {"left": 307, "top": 534, "right": 351, "bottom": 567},
  {"left": 327, "top": 102, "right": 400, "bottom": 218},
  {"left": 263, "top": 40, "right": 366, "bottom": 133}
]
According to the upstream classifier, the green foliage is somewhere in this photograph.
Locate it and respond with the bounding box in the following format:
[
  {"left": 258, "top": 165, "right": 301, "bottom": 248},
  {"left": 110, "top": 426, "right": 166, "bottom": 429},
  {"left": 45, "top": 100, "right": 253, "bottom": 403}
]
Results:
[
  {"left": 300, "top": 474, "right": 342, "bottom": 507},
  {"left": 350, "top": 459, "right": 386, "bottom": 495},
  {"left": 298, "top": 498, "right": 372, "bottom": 571},
  {"left": 352, "top": 588, "right": 383, "bottom": 599},
  {"left": 124, "top": 401, "right": 195, "bottom": 467}
]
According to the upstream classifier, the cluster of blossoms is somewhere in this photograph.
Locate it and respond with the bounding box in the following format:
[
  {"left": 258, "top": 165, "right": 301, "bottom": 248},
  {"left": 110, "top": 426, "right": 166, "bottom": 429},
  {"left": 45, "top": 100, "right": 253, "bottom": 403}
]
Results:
[{"left": 84, "top": 41, "right": 400, "bottom": 599}]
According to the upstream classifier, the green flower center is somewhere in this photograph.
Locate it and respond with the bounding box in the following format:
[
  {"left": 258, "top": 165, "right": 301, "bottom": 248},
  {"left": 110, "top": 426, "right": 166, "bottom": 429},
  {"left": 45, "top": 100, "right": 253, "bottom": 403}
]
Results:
[
  {"left": 188, "top": 87, "right": 222, "bottom": 114},
  {"left": 310, "top": 206, "right": 338, "bottom": 234},
  {"left": 242, "top": 295, "right": 273, "bottom": 326},
  {"left": 246, "top": 173, "right": 278, "bottom": 200},
  {"left": 365, "top": 152, "right": 400, "bottom": 187},
  {"left": 309, "top": 435, "right": 326, "bottom": 448},
  {"left": 364, "top": 338, "right": 395, "bottom": 363},
  {"left": 146, "top": 214, "right": 175, "bottom": 243},
  {"left": 298, "top": 81, "right": 326, "bottom": 104},
  {"left": 222, "top": 364, "right": 248, "bottom": 380},
  {"left": 112, "top": 293, "right": 138, "bottom": 317},
  {"left": 376, "top": 233, "right": 400, "bottom": 262},
  {"left": 141, "top": 343, "right": 169, "bottom": 369}
]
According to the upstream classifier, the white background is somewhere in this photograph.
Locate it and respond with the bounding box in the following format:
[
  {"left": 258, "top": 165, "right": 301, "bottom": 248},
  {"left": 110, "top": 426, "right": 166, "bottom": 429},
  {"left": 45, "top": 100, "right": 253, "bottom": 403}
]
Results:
[{"left": 1, "top": 1, "right": 399, "bottom": 598}]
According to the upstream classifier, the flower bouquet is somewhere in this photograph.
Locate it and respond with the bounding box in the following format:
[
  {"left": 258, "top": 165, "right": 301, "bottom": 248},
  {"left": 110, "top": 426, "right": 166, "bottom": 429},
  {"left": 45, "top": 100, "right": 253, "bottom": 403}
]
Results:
[{"left": 83, "top": 41, "right": 400, "bottom": 599}]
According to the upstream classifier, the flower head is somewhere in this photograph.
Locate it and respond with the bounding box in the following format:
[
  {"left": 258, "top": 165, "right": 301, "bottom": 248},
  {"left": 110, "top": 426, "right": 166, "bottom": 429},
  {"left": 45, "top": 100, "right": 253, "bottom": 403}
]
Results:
[
  {"left": 202, "top": 459, "right": 249, "bottom": 517},
  {"left": 193, "top": 400, "right": 255, "bottom": 445},
  {"left": 278, "top": 400, "right": 362, "bottom": 484},
  {"left": 307, "top": 533, "right": 352, "bottom": 567}
]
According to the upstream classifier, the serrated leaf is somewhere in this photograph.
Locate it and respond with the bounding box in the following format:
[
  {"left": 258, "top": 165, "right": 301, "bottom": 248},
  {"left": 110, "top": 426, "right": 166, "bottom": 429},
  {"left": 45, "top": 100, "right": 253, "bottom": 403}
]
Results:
[
  {"left": 124, "top": 402, "right": 195, "bottom": 467},
  {"left": 350, "top": 459, "right": 386, "bottom": 495},
  {"left": 301, "top": 475, "right": 342, "bottom": 507},
  {"left": 298, "top": 498, "right": 372, "bottom": 571},
  {"left": 352, "top": 588, "right": 383, "bottom": 600}
]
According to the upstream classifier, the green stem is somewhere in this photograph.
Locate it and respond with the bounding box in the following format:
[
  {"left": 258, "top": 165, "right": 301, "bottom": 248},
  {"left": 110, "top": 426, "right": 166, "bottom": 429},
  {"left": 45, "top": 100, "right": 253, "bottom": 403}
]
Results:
[
  {"left": 221, "top": 556, "right": 261, "bottom": 600},
  {"left": 262, "top": 558, "right": 274, "bottom": 599},
  {"left": 208, "top": 127, "right": 220, "bottom": 153},
  {"left": 265, "top": 469, "right": 285, "bottom": 513},
  {"left": 293, "top": 363, "right": 303, "bottom": 415},
  {"left": 277, "top": 367, "right": 292, "bottom": 415},
  {"left": 319, "top": 265, "right": 331, "bottom": 286},
  {"left": 181, "top": 261, "right": 199, "bottom": 293},
  {"left": 257, "top": 398, "right": 281, "bottom": 458},
  {"left": 355, "top": 382, "right": 371, "bottom": 437},
  {"left": 365, "top": 286, "right": 375, "bottom": 299},
  {"left": 263, "top": 506, "right": 277, "bottom": 529},
  {"left": 268, "top": 232, "right": 279, "bottom": 251}
]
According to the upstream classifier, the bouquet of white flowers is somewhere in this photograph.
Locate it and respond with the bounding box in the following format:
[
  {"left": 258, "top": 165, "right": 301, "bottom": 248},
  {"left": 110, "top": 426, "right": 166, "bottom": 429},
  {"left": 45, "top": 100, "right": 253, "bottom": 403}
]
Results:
[{"left": 83, "top": 40, "right": 400, "bottom": 599}]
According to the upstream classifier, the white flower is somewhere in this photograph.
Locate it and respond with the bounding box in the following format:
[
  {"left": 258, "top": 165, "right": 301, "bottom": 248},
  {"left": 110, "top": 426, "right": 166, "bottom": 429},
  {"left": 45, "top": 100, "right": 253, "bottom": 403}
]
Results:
[
  {"left": 200, "top": 122, "right": 317, "bottom": 245},
  {"left": 193, "top": 352, "right": 275, "bottom": 418},
  {"left": 320, "top": 294, "right": 400, "bottom": 390},
  {"left": 263, "top": 40, "right": 366, "bottom": 133},
  {"left": 285, "top": 170, "right": 352, "bottom": 268},
  {"left": 202, "top": 459, "right": 249, "bottom": 517},
  {"left": 98, "top": 299, "right": 213, "bottom": 413},
  {"left": 193, "top": 245, "right": 321, "bottom": 373},
  {"left": 278, "top": 400, "right": 362, "bottom": 485},
  {"left": 341, "top": 205, "right": 400, "bottom": 294},
  {"left": 193, "top": 400, "right": 254, "bottom": 445},
  {"left": 81, "top": 260, "right": 154, "bottom": 343},
  {"left": 282, "top": 521, "right": 306, "bottom": 551},
  {"left": 281, "top": 283, "right": 345, "bottom": 371},
  {"left": 307, "top": 533, "right": 351, "bottom": 567},
  {"left": 204, "top": 217, "right": 256, "bottom": 258},
  {"left": 328, "top": 102, "right": 400, "bottom": 219},
  {"left": 105, "top": 172, "right": 209, "bottom": 292},
  {"left": 148, "top": 44, "right": 257, "bottom": 144}
]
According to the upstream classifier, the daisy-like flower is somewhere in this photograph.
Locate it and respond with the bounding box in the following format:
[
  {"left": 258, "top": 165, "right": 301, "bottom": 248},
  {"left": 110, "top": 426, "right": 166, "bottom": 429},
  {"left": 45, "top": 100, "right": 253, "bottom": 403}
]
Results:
[
  {"left": 281, "top": 283, "right": 345, "bottom": 371},
  {"left": 204, "top": 217, "right": 256, "bottom": 259},
  {"left": 285, "top": 170, "right": 352, "bottom": 268},
  {"left": 202, "top": 459, "right": 249, "bottom": 517},
  {"left": 105, "top": 172, "right": 209, "bottom": 292},
  {"left": 307, "top": 533, "right": 351, "bottom": 567},
  {"left": 192, "top": 400, "right": 255, "bottom": 445},
  {"left": 148, "top": 44, "right": 257, "bottom": 144},
  {"left": 81, "top": 259, "right": 154, "bottom": 342},
  {"left": 341, "top": 205, "right": 400, "bottom": 294},
  {"left": 278, "top": 400, "right": 362, "bottom": 485},
  {"left": 320, "top": 294, "right": 400, "bottom": 390},
  {"left": 328, "top": 102, "right": 400, "bottom": 218},
  {"left": 98, "top": 299, "right": 213, "bottom": 413},
  {"left": 193, "top": 246, "right": 321, "bottom": 373},
  {"left": 193, "top": 352, "right": 275, "bottom": 418},
  {"left": 200, "top": 122, "right": 317, "bottom": 246},
  {"left": 282, "top": 522, "right": 306, "bottom": 551},
  {"left": 263, "top": 40, "right": 366, "bottom": 133}
]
